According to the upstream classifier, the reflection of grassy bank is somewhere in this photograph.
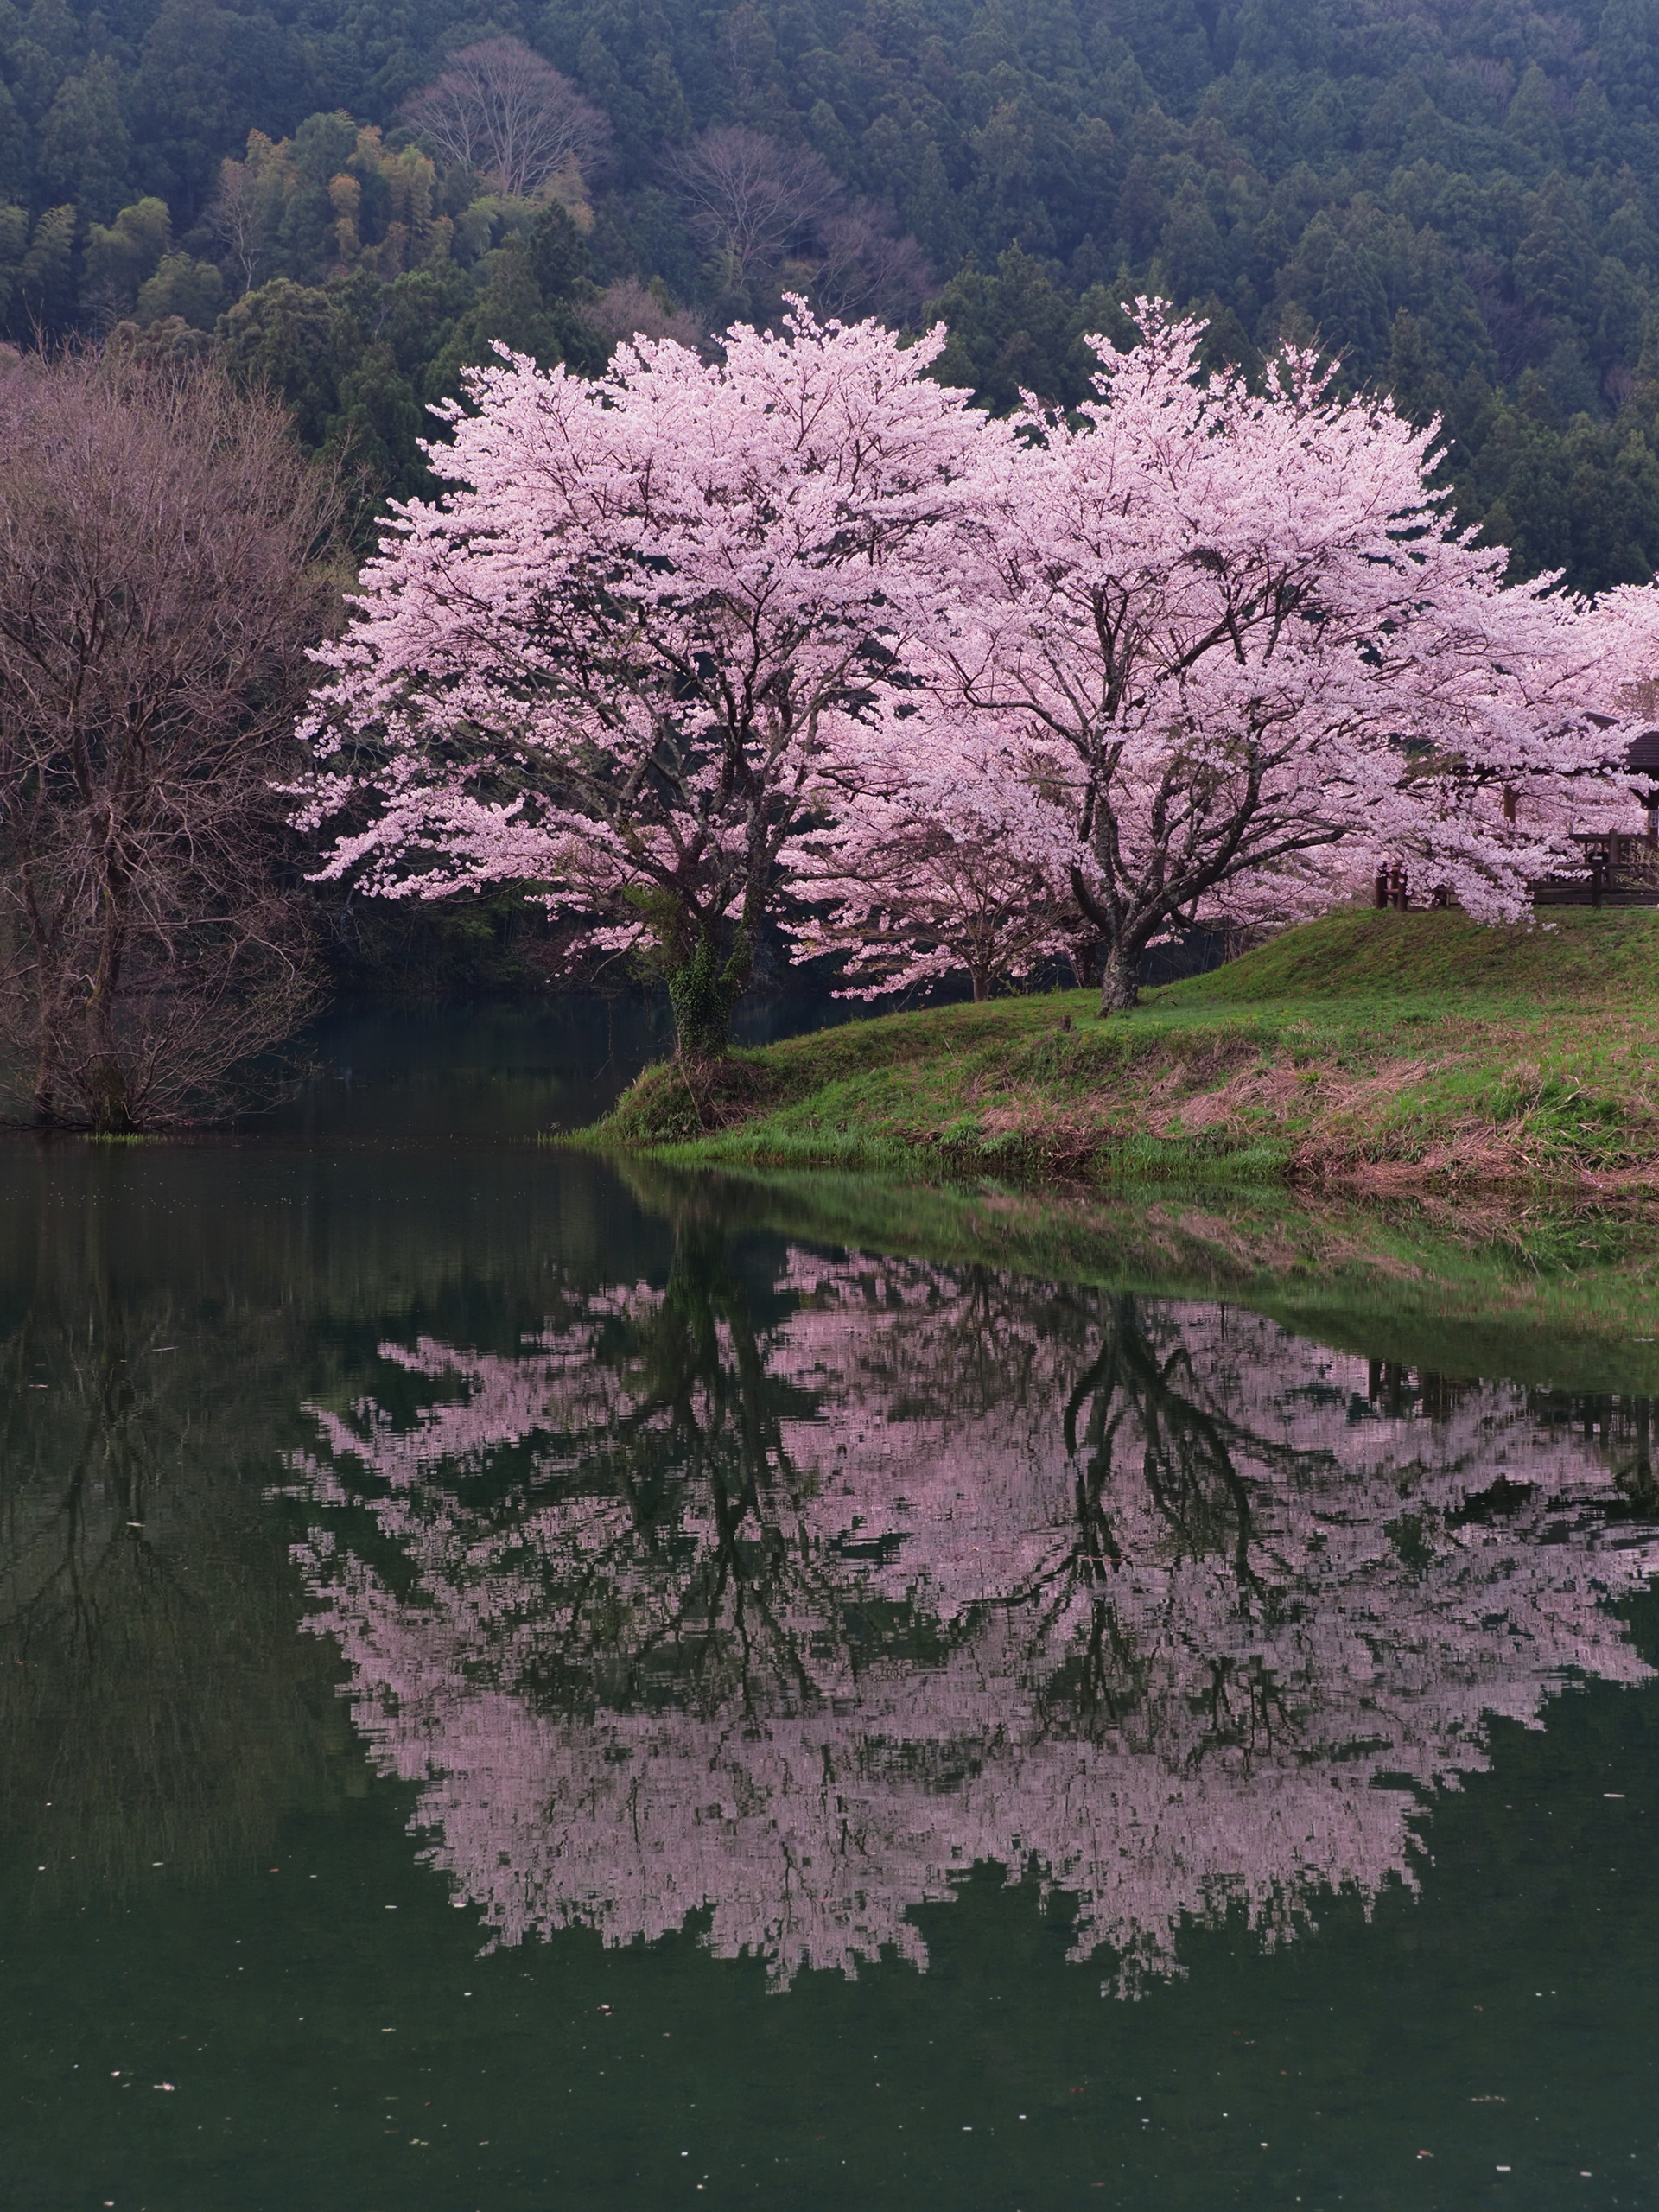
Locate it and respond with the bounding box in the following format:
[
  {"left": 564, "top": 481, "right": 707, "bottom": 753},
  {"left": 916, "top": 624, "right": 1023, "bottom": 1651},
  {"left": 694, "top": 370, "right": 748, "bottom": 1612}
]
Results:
[
  {"left": 619, "top": 1160, "right": 1659, "bottom": 1395},
  {"left": 588, "top": 908, "right": 1659, "bottom": 1193}
]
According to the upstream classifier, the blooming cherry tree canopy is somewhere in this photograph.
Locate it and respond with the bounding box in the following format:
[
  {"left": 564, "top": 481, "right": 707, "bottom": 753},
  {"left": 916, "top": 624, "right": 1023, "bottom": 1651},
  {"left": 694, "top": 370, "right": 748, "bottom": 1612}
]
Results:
[
  {"left": 293, "top": 304, "right": 988, "bottom": 1054},
  {"left": 911, "top": 305, "right": 1634, "bottom": 1008}
]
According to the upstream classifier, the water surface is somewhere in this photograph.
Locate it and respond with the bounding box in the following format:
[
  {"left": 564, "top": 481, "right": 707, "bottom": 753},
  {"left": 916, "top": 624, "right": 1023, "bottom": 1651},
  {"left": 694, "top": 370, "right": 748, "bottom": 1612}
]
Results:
[{"left": 3, "top": 1105, "right": 1658, "bottom": 2210}]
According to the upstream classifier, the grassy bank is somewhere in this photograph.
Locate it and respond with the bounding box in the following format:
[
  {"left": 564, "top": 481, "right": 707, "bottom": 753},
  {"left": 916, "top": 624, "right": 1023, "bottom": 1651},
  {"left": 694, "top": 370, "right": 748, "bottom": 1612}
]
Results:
[{"left": 586, "top": 907, "right": 1659, "bottom": 1191}]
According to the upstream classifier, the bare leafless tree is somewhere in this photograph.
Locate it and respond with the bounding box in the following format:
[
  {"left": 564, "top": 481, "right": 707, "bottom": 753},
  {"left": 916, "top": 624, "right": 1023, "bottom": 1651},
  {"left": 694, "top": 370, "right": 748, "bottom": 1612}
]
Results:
[
  {"left": 813, "top": 201, "right": 933, "bottom": 324},
  {"left": 667, "top": 129, "right": 931, "bottom": 321},
  {"left": 667, "top": 125, "right": 842, "bottom": 286},
  {"left": 0, "top": 353, "right": 342, "bottom": 1131},
  {"left": 402, "top": 38, "right": 611, "bottom": 200},
  {"left": 578, "top": 276, "right": 705, "bottom": 355},
  {"left": 208, "top": 155, "right": 262, "bottom": 294}
]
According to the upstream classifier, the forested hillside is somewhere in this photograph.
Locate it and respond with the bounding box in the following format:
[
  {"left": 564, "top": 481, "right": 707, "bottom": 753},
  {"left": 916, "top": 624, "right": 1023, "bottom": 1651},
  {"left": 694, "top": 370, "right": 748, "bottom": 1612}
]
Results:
[{"left": 8, "top": 0, "right": 1659, "bottom": 587}]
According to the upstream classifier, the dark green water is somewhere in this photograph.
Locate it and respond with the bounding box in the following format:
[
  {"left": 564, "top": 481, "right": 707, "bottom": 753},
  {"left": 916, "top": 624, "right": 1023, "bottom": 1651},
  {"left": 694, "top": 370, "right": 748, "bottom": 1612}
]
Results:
[{"left": 3, "top": 1024, "right": 1659, "bottom": 2210}]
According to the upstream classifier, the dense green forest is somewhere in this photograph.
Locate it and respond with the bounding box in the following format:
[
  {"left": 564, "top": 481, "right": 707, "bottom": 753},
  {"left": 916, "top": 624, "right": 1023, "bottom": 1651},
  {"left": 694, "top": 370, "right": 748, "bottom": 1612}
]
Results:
[{"left": 8, "top": 0, "right": 1659, "bottom": 587}]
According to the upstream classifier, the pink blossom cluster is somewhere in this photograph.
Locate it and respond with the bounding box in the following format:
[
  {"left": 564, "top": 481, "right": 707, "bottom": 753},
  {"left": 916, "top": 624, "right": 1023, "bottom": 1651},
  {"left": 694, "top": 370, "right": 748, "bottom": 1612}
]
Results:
[
  {"left": 294, "top": 300, "right": 1659, "bottom": 1021},
  {"left": 283, "top": 1257, "right": 1658, "bottom": 1993}
]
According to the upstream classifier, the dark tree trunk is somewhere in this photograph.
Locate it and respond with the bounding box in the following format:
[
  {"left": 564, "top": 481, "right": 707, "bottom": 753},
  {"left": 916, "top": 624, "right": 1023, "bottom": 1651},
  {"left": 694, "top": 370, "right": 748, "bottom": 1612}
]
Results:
[
  {"left": 86, "top": 1058, "right": 136, "bottom": 1135},
  {"left": 1097, "top": 942, "right": 1139, "bottom": 1014},
  {"left": 1068, "top": 937, "right": 1102, "bottom": 991},
  {"left": 86, "top": 894, "right": 135, "bottom": 1134},
  {"left": 31, "top": 983, "right": 63, "bottom": 1128},
  {"left": 31, "top": 1056, "right": 59, "bottom": 1129},
  {"left": 1070, "top": 863, "right": 1141, "bottom": 1014},
  {"left": 667, "top": 924, "right": 751, "bottom": 1061}
]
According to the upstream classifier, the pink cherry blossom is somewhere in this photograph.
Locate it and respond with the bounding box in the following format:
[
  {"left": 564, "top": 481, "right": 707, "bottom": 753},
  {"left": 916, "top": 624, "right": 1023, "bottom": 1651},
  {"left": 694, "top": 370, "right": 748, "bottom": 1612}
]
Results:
[{"left": 780, "top": 709, "right": 1077, "bottom": 999}]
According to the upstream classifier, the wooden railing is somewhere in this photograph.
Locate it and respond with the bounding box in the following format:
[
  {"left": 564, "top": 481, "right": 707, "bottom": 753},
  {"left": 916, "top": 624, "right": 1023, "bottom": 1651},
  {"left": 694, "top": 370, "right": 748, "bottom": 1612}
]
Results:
[
  {"left": 1370, "top": 836, "right": 1659, "bottom": 911},
  {"left": 1535, "top": 831, "right": 1659, "bottom": 906}
]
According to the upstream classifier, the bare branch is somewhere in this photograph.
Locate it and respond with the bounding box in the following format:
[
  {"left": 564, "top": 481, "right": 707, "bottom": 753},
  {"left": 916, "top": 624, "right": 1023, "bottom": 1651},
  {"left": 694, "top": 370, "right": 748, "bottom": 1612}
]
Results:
[
  {"left": 0, "top": 351, "right": 343, "bottom": 1128},
  {"left": 667, "top": 127, "right": 842, "bottom": 285},
  {"left": 402, "top": 39, "right": 611, "bottom": 200}
]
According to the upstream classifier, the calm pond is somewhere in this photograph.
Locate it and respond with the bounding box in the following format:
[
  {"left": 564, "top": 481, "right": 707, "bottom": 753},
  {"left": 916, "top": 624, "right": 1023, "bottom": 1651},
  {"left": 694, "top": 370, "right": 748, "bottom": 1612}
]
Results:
[{"left": 3, "top": 1010, "right": 1658, "bottom": 2210}]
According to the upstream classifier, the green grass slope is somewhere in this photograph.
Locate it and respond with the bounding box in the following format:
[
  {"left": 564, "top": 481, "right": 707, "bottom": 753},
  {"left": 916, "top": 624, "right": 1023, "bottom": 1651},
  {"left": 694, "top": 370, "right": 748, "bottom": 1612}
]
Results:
[
  {"left": 585, "top": 907, "right": 1659, "bottom": 1191},
  {"left": 1181, "top": 906, "right": 1659, "bottom": 1001}
]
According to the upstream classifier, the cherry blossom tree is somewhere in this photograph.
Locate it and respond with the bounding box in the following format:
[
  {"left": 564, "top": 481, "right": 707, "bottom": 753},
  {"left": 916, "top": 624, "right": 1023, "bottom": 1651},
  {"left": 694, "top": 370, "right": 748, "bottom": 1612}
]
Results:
[
  {"left": 294, "top": 306, "right": 989, "bottom": 1057},
  {"left": 913, "top": 304, "right": 1634, "bottom": 1012},
  {"left": 295, "top": 295, "right": 1659, "bottom": 1034}
]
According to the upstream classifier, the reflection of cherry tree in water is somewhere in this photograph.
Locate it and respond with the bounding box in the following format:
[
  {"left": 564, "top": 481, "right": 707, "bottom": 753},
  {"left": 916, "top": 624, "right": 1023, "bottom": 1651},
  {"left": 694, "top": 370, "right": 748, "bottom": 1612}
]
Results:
[
  {"left": 297, "top": 1204, "right": 926, "bottom": 1725},
  {"left": 290, "top": 1228, "right": 1659, "bottom": 1993},
  {"left": 1038, "top": 1294, "right": 1322, "bottom": 1746},
  {"left": 1524, "top": 1383, "right": 1659, "bottom": 1519}
]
